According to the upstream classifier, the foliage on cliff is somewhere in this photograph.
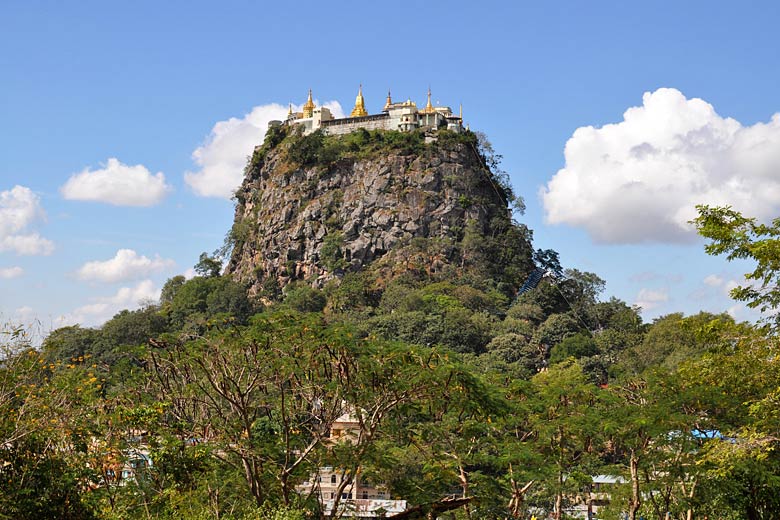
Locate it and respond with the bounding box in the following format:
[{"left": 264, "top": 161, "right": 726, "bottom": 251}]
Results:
[{"left": 227, "top": 127, "right": 533, "bottom": 299}]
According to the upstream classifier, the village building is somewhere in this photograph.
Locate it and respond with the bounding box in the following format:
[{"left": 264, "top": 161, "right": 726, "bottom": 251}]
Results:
[
  {"left": 297, "top": 408, "right": 407, "bottom": 518},
  {"left": 280, "top": 86, "right": 464, "bottom": 136}
]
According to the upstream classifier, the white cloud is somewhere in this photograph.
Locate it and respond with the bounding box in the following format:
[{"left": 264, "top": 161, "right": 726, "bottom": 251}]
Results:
[
  {"left": 61, "top": 158, "right": 171, "bottom": 206},
  {"left": 634, "top": 287, "right": 669, "bottom": 311},
  {"left": 1, "top": 185, "right": 44, "bottom": 235},
  {"left": 0, "top": 186, "right": 54, "bottom": 255},
  {"left": 185, "top": 100, "right": 345, "bottom": 198},
  {"left": 76, "top": 249, "right": 175, "bottom": 283},
  {"left": 102, "top": 279, "right": 160, "bottom": 306},
  {"left": 0, "top": 266, "right": 23, "bottom": 279},
  {"left": 542, "top": 88, "right": 780, "bottom": 244},
  {"left": 7, "top": 306, "right": 47, "bottom": 345},
  {"left": 14, "top": 306, "right": 35, "bottom": 322},
  {"left": 55, "top": 279, "right": 160, "bottom": 327},
  {"left": 0, "top": 233, "right": 54, "bottom": 255},
  {"left": 726, "top": 303, "right": 745, "bottom": 319},
  {"left": 703, "top": 274, "right": 724, "bottom": 287}
]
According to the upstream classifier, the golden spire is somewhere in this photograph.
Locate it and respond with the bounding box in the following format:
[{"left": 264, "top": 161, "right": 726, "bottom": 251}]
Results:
[
  {"left": 287, "top": 103, "right": 293, "bottom": 118},
  {"left": 350, "top": 84, "right": 368, "bottom": 117},
  {"left": 302, "top": 89, "right": 316, "bottom": 118},
  {"left": 383, "top": 89, "right": 392, "bottom": 111},
  {"left": 422, "top": 86, "right": 435, "bottom": 113}
]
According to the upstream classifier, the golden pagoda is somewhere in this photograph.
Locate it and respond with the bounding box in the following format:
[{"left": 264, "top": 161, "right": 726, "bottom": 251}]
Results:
[
  {"left": 350, "top": 84, "right": 368, "bottom": 117},
  {"left": 420, "top": 87, "right": 436, "bottom": 114},
  {"left": 302, "top": 89, "right": 316, "bottom": 118}
]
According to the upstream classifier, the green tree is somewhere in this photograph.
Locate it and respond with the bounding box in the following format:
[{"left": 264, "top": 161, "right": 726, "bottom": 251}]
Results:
[
  {"left": 548, "top": 332, "right": 597, "bottom": 365},
  {"left": 41, "top": 325, "right": 99, "bottom": 364},
  {"left": 380, "top": 360, "right": 508, "bottom": 519},
  {"left": 147, "top": 312, "right": 477, "bottom": 515},
  {"left": 602, "top": 373, "right": 699, "bottom": 520},
  {"left": 693, "top": 205, "right": 780, "bottom": 326},
  {"left": 160, "top": 274, "right": 186, "bottom": 303},
  {"left": 282, "top": 284, "right": 327, "bottom": 313},
  {"left": 620, "top": 312, "right": 732, "bottom": 376},
  {"left": 529, "top": 361, "right": 605, "bottom": 519},
  {"left": 162, "top": 275, "right": 258, "bottom": 330},
  {"left": 676, "top": 324, "right": 780, "bottom": 519},
  {"left": 195, "top": 252, "right": 223, "bottom": 278},
  {"left": 320, "top": 231, "right": 349, "bottom": 272},
  {"left": 0, "top": 327, "right": 111, "bottom": 520}
]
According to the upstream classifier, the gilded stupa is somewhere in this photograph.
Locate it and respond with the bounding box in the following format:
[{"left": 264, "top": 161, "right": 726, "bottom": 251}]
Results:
[
  {"left": 302, "top": 89, "right": 316, "bottom": 118},
  {"left": 350, "top": 84, "right": 369, "bottom": 117}
]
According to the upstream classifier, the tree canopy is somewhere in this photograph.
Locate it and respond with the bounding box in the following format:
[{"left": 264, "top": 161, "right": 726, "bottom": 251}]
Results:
[{"left": 2, "top": 201, "right": 780, "bottom": 519}]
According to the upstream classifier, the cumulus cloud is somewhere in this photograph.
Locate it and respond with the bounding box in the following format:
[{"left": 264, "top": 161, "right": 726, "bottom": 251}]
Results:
[
  {"left": 13, "top": 306, "right": 35, "bottom": 322},
  {"left": 542, "top": 88, "right": 780, "bottom": 244},
  {"left": 703, "top": 274, "right": 724, "bottom": 287},
  {"left": 701, "top": 273, "right": 744, "bottom": 296},
  {"left": 0, "top": 186, "right": 44, "bottom": 235},
  {"left": 61, "top": 158, "right": 171, "bottom": 206},
  {"left": 634, "top": 288, "right": 669, "bottom": 311},
  {"left": 55, "top": 279, "right": 160, "bottom": 327},
  {"left": 76, "top": 249, "right": 175, "bottom": 283},
  {"left": 185, "top": 100, "right": 345, "bottom": 198},
  {"left": 0, "top": 186, "right": 54, "bottom": 255},
  {"left": 726, "top": 304, "right": 745, "bottom": 319},
  {"left": 0, "top": 233, "right": 55, "bottom": 255},
  {"left": 0, "top": 266, "right": 23, "bottom": 279}
]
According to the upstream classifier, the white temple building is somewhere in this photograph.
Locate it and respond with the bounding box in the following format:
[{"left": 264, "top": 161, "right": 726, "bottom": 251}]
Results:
[{"left": 279, "top": 86, "right": 464, "bottom": 136}]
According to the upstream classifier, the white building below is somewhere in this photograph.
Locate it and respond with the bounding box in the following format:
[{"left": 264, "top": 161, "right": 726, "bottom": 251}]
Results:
[{"left": 297, "top": 408, "right": 408, "bottom": 518}]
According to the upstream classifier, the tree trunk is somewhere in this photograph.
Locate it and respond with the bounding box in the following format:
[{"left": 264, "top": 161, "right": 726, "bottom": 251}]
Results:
[
  {"left": 507, "top": 469, "right": 533, "bottom": 519},
  {"left": 680, "top": 476, "right": 696, "bottom": 520},
  {"left": 242, "top": 457, "right": 263, "bottom": 506},
  {"left": 628, "top": 449, "right": 641, "bottom": 520},
  {"left": 587, "top": 485, "right": 593, "bottom": 520},
  {"left": 458, "top": 463, "right": 472, "bottom": 520}
]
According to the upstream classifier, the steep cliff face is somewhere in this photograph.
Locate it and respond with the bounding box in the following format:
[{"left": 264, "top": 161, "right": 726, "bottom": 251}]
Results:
[{"left": 226, "top": 128, "right": 533, "bottom": 296}]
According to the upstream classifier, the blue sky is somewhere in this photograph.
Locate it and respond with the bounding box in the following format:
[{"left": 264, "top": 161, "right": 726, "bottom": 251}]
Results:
[{"left": 3, "top": 0, "right": 779, "bottom": 333}]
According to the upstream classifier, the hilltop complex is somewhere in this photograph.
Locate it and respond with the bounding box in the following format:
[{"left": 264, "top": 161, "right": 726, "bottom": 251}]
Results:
[{"left": 278, "top": 86, "right": 465, "bottom": 135}]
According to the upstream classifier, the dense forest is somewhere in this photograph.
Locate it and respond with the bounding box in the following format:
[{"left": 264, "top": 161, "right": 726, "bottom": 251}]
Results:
[{"left": 2, "top": 130, "right": 780, "bottom": 520}]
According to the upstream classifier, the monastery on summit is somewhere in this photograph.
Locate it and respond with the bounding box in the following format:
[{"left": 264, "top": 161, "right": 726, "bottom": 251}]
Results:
[{"left": 281, "top": 86, "right": 465, "bottom": 136}]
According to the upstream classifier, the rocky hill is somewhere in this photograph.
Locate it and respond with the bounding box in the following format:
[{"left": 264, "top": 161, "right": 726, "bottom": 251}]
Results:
[{"left": 226, "top": 126, "right": 534, "bottom": 297}]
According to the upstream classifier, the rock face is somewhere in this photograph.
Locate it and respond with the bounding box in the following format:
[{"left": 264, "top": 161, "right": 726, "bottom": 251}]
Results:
[{"left": 227, "top": 129, "right": 529, "bottom": 295}]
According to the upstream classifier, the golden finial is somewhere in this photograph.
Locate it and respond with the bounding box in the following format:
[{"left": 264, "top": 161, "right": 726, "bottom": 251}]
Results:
[
  {"left": 383, "top": 89, "right": 392, "bottom": 111},
  {"left": 422, "top": 86, "right": 435, "bottom": 113},
  {"left": 350, "top": 84, "right": 368, "bottom": 117},
  {"left": 302, "top": 89, "right": 316, "bottom": 118},
  {"left": 287, "top": 103, "right": 293, "bottom": 118}
]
